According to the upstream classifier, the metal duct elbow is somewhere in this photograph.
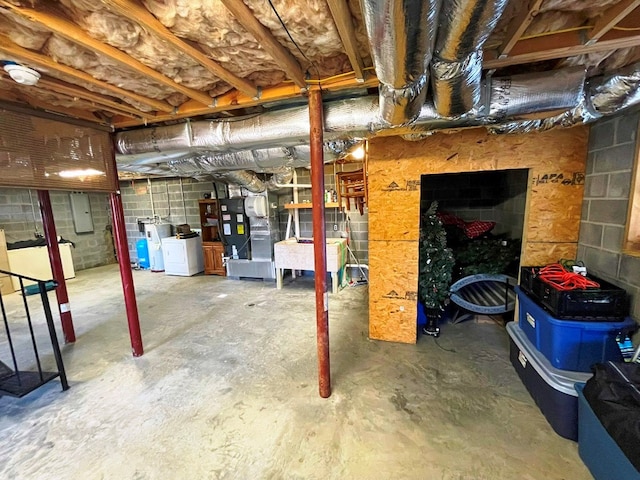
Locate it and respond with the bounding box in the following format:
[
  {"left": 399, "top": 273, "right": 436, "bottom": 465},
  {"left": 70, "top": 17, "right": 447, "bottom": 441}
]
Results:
[
  {"left": 265, "top": 166, "right": 295, "bottom": 190},
  {"left": 431, "top": 51, "right": 482, "bottom": 119},
  {"left": 361, "top": 0, "right": 441, "bottom": 126},
  {"left": 589, "top": 61, "right": 640, "bottom": 116},
  {"left": 432, "top": 0, "right": 508, "bottom": 117},
  {"left": 214, "top": 170, "right": 266, "bottom": 193}
]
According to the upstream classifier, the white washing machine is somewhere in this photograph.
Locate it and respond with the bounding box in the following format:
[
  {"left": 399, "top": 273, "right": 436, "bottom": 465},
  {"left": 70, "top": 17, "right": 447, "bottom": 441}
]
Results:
[{"left": 144, "top": 223, "right": 172, "bottom": 272}]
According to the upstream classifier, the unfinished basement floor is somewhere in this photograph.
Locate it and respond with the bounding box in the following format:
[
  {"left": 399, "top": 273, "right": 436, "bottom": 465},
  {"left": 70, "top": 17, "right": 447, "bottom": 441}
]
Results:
[{"left": 0, "top": 265, "right": 591, "bottom": 479}]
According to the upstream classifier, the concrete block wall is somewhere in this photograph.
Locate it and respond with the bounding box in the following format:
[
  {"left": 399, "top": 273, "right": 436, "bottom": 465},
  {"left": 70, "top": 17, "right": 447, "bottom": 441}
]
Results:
[
  {"left": 277, "top": 165, "right": 369, "bottom": 265},
  {"left": 578, "top": 110, "right": 640, "bottom": 321},
  {"left": 118, "top": 178, "right": 219, "bottom": 260},
  {"left": 0, "top": 188, "right": 115, "bottom": 271}
]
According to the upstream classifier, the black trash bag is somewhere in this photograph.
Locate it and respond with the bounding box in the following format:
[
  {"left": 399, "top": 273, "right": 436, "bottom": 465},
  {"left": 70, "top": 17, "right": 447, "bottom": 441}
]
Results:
[{"left": 583, "top": 361, "right": 640, "bottom": 471}]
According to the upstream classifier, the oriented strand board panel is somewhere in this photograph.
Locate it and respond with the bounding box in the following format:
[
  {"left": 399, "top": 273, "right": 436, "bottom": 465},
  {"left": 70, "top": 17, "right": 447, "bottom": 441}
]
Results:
[
  {"left": 369, "top": 240, "right": 419, "bottom": 343},
  {"left": 368, "top": 126, "right": 588, "bottom": 343},
  {"left": 522, "top": 242, "right": 579, "bottom": 267}
]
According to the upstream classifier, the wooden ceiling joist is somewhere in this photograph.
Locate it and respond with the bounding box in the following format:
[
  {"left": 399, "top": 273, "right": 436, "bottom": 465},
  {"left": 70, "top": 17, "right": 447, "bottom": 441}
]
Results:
[
  {"left": 0, "top": 35, "right": 174, "bottom": 113},
  {"left": 0, "top": 87, "right": 108, "bottom": 124},
  {"left": 101, "top": 0, "right": 259, "bottom": 98},
  {"left": 33, "top": 77, "right": 150, "bottom": 120},
  {"left": 326, "top": 0, "right": 365, "bottom": 81},
  {"left": 0, "top": 1, "right": 214, "bottom": 107},
  {"left": 485, "top": 30, "right": 640, "bottom": 69},
  {"left": 219, "top": 0, "right": 308, "bottom": 88},
  {"left": 498, "top": 0, "right": 545, "bottom": 57},
  {"left": 587, "top": 0, "right": 640, "bottom": 43}
]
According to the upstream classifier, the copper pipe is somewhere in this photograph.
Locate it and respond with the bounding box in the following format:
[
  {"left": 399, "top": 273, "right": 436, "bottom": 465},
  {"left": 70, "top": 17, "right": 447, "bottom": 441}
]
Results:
[
  {"left": 109, "top": 191, "right": 144, "bottom": 357},
  {"left": 309, "top": 88, "right": 331, "bottom": 398},
  {"left": 37, "top": 190, "right": 76, "bottom": 343}
]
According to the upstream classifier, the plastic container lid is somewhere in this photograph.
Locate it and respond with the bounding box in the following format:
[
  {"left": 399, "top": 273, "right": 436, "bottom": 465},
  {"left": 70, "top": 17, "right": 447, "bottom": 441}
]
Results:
[{"left": 507, "top": 322, "right": 592, "bottom": 396}]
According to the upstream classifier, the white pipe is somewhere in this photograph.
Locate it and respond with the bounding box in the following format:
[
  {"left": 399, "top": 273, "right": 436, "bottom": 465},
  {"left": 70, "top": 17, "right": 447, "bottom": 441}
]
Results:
[
  {"left": 293, "top": 170, "right": 301, "bottom": 238},
  {"left": 147, "top": 177, "right": 155, "bottom": 219}
]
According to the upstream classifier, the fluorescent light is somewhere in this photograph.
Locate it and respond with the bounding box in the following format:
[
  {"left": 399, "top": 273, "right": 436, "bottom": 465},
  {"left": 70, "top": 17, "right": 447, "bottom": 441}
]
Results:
[
  {"left": 58, "top": 168, "right": 105, "bottom": 178},
  {"left": 351, "top": 145, "right": 365, "bottom": 160}
]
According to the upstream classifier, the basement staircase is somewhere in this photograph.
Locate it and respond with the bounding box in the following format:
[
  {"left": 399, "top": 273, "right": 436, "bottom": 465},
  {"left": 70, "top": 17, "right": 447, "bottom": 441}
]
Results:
[{"left": 0, "top": 269, "right": 69, "bottom": 398}]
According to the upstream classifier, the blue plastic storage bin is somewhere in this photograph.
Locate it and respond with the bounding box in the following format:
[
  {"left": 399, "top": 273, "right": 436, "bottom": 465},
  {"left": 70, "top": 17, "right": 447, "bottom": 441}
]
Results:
[
  {"left": 576, "top": 383, "right": 640, "bottom": 480},
  {"left": 515, "top": 286, "right": 635, "bottom": 372},
  {"left": 507, "top": 323, "right": 591, "bottom": 440},
  {"left": 136, "top": 238, "right": 150, "bottom": 269}
]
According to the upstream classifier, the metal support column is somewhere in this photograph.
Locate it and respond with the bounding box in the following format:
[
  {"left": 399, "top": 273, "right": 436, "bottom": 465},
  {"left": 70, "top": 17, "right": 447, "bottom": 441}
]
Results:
[
  {"left": 309, "top": 88, "right": 331, "bottom": 398},
  {"left": 109, "top": 192, "right": 144, "bottom": 357},
  {"left": 37, "top": 190, "right": 76, "bottom": 343}
]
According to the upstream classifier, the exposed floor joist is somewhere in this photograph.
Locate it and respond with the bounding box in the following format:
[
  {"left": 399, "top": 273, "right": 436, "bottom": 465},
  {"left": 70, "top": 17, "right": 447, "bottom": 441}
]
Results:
[
  {"left": 587, "top": 0, "right": 640, "bottom": 43},
  {"left": 485, "top": 30, "right": 640, "bottom": 69},
  {"left": 497, "top": 0, "right": 545, "bottom": 57},
  {"left": 101, "top": 0, "right": 259, "bottom": 98},
  {"left": 0, "top": 1, "right": 214, "bottom": 106},
  {"left": 326, "top": 0, "right": 366, "bottom": 81},
  {"left": 0, "top": 35, "right": 174, "bottom": 114},
  {"left": 220, "top": 0, "right": 307, "bottom": 88}
]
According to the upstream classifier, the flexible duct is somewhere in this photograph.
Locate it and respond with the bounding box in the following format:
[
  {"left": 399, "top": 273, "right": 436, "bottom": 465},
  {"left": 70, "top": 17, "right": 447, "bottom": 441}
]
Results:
[
  {"left": 212, "top": 170, "right": 266, "bottom": 193},
  {"left": 431, "top": 0, "right": 509, "bottom": 117},
  {"left": 361, "top": 0, "right": 441, "bottom": 126},
  {"left": 117, "top": 69, "right": 583, "bottom": 164},
  {"left": 488, "top": 62, "right": 640, "bottom": 135}
]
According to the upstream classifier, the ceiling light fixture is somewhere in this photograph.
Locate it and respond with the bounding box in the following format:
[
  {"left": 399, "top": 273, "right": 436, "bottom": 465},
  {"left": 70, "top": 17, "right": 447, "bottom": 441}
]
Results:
[
  {"left": 351, "top": 145, "right": 365, "bottom": 160},
  {"left": 58, "top": 168, "right": 105, "bottom": 178},
  {"left": 4, "top": 63, "right": 41, "bottom": 86}
]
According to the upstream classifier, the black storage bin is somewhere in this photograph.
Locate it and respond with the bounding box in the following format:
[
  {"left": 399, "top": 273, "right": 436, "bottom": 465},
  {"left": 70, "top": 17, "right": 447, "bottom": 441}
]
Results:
[{"left": 519, "top": 266, "right": 629, "bottom": 321}]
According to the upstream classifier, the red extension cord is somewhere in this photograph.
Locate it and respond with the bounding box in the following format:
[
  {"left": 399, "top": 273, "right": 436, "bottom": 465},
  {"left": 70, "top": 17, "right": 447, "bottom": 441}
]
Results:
[{"left": 537, "top": 263, "right": 600, "bottom": 291}]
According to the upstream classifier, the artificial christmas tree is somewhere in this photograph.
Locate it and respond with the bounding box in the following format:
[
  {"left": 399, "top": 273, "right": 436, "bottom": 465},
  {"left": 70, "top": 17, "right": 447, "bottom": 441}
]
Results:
[{"left": 418, "top": 201, "right": 455, "bottom": 337}]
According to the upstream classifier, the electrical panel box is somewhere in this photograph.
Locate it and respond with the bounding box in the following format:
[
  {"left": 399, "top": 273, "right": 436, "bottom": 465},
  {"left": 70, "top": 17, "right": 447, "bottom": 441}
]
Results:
[{"left": 69, "top": 192, "right": 94, "bottom": 234}]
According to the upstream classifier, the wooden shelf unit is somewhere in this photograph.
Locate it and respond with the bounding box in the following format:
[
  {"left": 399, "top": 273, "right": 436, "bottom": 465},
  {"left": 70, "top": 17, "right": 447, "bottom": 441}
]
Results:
[{"left": 198, "top": 199, "right": 226, "bottom": 276}]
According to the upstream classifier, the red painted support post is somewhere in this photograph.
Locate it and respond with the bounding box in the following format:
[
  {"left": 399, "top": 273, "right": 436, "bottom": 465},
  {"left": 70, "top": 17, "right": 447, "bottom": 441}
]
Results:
[
  {"left": 309, "top": 88, "right": 331, "bottom": 398},
  {"left": 109, "top": 192, "right": 144, "bottom": 357},
  {"left": 109, "top": 191, "right": 144, "bottom": 357},
  {"left": 37, "top": 190, "right": 76, "bottom": 343}
]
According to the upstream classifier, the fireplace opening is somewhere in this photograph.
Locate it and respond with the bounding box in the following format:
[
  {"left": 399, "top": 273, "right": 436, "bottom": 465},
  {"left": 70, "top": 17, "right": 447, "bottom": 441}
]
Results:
[{"left": 418, "top": 169, "right": 529, "bottom": 331}]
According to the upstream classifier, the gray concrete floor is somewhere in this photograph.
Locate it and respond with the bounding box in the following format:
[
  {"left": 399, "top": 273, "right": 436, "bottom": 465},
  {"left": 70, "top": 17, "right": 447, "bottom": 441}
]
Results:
[{"left": 0, "top": 265, "right": 591, "bottom": 479}]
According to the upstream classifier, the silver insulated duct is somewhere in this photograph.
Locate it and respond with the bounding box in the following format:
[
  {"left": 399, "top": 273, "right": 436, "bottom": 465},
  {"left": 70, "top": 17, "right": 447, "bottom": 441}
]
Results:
[
  {"left": 488, "top": 61, "right": 640, "bottom": 135},
  {"left": 361, "top": 0, "right": 441, "bottom": 126},
  {"left": 116, "top": 67, "right": 588, "bottom": 175},
  {"left": 431, "top": 0, "right": 509, "bottom": 118}
]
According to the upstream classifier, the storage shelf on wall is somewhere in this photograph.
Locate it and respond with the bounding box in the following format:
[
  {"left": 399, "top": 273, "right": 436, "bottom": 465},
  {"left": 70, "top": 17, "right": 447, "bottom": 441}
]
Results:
[{"left": 284, "top": 202, "right": 340, "bottom": 209}]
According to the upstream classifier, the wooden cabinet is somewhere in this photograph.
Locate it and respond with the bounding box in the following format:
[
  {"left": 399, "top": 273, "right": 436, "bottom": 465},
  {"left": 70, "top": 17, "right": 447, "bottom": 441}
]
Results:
[
  {"left": 198, "top": 199, "right": 220, "bottom": 243},
  {"left": 203, "top": 242, "right": 225, "bottom": 275},
  {"left": 198, "top": 199, "right": 225, "bottom": 276}
]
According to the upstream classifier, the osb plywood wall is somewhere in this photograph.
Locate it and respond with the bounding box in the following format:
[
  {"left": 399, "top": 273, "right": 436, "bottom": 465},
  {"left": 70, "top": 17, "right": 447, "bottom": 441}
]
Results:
[{"left": 368, "top": 126, "right": 589, "bottom": 344}]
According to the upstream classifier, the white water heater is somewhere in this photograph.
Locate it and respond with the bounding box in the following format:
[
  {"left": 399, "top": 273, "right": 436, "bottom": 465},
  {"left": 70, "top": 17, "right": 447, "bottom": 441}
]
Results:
[{"left": 145, "top": 223, "right": 172, "bottom": 272}]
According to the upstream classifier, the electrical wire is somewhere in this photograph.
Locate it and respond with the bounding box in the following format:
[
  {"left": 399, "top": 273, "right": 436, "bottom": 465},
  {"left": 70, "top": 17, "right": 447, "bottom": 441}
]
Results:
[
  {"left": 266, "top": 0, "right": 321, "bottom": 83},
  {"left": 537, "top": 263, "right": 600, "bottom": 291}
]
